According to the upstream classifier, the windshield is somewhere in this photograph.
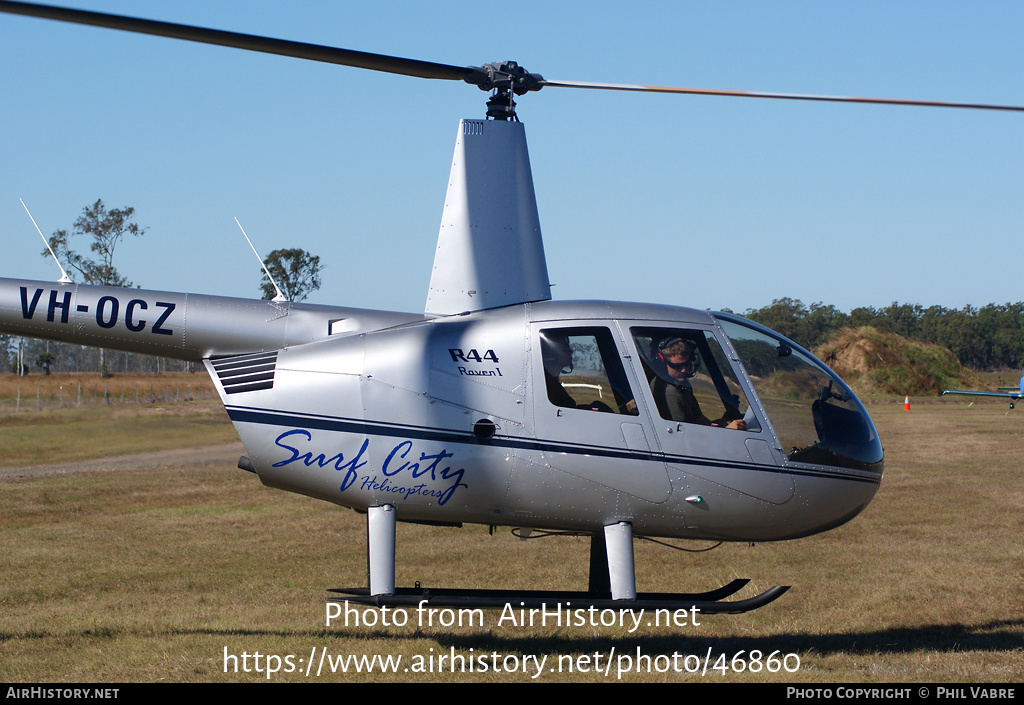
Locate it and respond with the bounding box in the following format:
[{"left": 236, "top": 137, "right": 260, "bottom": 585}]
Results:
[{"left": 713, "top": 313, "right": 883, "bottom": 474}]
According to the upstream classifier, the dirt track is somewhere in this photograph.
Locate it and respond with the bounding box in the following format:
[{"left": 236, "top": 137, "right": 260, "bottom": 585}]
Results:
[{"left": 0, "top": 441, "right": 245, "bottom": 479}]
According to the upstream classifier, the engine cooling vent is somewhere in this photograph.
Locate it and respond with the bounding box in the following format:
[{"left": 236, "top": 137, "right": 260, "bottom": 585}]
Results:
[{"left": 210, "top": 351, "right": 278, "bottom": 394}]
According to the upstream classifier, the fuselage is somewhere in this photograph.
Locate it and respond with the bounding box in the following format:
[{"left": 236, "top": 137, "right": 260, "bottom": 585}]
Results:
[
  {"left": 0, "top": 278, "right": 883, "bottom": 542},
  {"left": 211, "top": 298, "right": 882, "bottom": 542}
]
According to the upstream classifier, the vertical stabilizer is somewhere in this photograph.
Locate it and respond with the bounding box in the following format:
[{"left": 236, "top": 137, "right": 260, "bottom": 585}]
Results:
[{"left": 425, "top": 119, "right": 551, "bottom": 315}]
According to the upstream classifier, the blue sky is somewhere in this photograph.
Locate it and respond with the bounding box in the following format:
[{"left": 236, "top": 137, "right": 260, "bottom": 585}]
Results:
[{"left": 2, "top": 1, "right": 1022, "bottom": 315}]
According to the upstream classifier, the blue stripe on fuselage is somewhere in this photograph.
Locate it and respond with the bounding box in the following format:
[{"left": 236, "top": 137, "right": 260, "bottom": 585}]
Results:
[{"left": 225, "top": 405, "right": 881, "bottom": 486}]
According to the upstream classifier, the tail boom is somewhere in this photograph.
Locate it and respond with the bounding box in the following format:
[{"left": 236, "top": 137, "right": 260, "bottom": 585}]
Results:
[{"left": 0, "top": 277, "right": 422, "bottom": 362}]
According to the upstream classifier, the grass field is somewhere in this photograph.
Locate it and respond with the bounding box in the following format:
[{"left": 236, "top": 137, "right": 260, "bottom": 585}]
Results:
[
  {"left": 0, "top": 371, "right": 214, "bottom": 413},
  {"left": 1, "top": 385, "right": 1022, "bottom": 682},
  {"left": 0, "top": 372, "right": 234, "bottom": 469}
]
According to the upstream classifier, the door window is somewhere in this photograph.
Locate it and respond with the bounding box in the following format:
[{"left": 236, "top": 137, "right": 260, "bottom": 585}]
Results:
[
  {"left": 539, "top": 326, "right": 637, "bottom": 415},
  {"left": 631, "top": 327, "right": 755, "bottom": 431}
]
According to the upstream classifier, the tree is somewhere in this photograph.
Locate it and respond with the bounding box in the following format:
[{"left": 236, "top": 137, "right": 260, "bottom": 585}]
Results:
[
  {"left": 260, "top": 248, "right": 323, "bottom": 302},
  {"left": 44, "top": 200, "right": 147, "bottom": 376},
  {"left": 0, "top": 335, "right": 12, "bottom": 374},
  {"left": 45, "top": 199, "right": 146, "bottom": 287},
  {"left": 34, "top": 352, "right": 54, "bottom": 375}
]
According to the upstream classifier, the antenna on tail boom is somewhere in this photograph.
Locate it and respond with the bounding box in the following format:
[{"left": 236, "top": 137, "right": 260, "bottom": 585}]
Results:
[
  {"left": 20, "top": 198, "right": 72, "bottom": 284},
  {"left": 235, "top": 217, "right": 287, "bottom": 303}
]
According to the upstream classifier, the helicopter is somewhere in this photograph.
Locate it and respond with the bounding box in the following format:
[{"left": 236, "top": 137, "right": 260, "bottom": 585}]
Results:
[
  {"left": 943, "top": 368, "right": 1024, "bottom": 410},
  {"left": 2, "top": 2, "right": 1021, "bottom": 614}
]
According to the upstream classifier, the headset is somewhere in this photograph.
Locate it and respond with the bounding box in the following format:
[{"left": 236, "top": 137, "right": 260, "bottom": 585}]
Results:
[{"left": 655, "top": 336, "right": 700, "bottom": 378}]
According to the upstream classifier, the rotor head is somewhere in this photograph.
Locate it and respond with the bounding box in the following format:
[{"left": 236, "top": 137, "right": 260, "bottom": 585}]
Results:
[{"left": 464, "top": 61, "right": 545, "bottom": 120}]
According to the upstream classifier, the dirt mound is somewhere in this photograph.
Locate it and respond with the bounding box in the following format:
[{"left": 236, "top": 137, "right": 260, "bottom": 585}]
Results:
[{"left": 813, "top": 326, "right": 981, "bottom": 396}]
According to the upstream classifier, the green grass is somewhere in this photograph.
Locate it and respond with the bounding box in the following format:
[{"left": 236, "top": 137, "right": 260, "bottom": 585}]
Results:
[
  {"left": 1, "top": 398, "right": 1022, "bottom": 682},
  {"left": 0, "top": 401, "right": 235, "bottom": 467}
]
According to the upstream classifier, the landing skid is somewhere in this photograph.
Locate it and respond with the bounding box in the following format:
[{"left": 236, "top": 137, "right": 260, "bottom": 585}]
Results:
[
  {"left": 331, "top": 506, "right": 790, "bottom": 614},
  {"left": 329, "top": 580, "right": 789, "bottom": 614}
]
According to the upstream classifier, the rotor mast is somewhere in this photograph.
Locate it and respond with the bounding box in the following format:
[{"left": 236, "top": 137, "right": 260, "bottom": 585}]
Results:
[
  {"left": 425, "top": 118, "right": 551, "bottom": 315},
  {"left": 420, "top": 63, "right": 550, "bottom": 315}
]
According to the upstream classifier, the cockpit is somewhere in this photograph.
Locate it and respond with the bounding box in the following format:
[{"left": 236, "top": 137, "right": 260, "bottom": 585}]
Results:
[{"left": 535, "top": 311, "right": 883, "bottom": 475}]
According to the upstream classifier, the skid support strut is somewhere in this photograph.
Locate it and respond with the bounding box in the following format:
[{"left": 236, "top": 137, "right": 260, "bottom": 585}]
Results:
[
  {"left": 367, "top": 505, "right": 396, "bottom": 596},
  {"left": 603, "top": 522, "right": 636, "bottom": 600}
]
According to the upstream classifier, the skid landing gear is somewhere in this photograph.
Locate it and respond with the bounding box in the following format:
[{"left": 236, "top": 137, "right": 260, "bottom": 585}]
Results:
[{"left": 328, "top": 507, "right": 789, "bottom": 614}]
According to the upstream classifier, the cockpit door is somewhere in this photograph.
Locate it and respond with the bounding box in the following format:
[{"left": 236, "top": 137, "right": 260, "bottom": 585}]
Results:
[
  {"left": 624, "top": 324, "right": 794, "bottom": 505},
  {"left": 525, "top": 321, "right": 672, "bottom": 503}
]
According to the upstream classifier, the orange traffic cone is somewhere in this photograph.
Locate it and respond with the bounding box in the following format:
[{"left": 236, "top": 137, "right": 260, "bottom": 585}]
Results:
[{"left": 904, "top": 395, "right": 910, "bottom": 411}]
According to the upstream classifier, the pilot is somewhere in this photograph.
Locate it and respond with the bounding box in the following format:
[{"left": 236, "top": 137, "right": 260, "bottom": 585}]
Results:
[
  {"left": 540, "top": 331, "right": 576, "bottom": 408},
  {"left": 651, "top": 336, "right": 745, "bottom": 430}
]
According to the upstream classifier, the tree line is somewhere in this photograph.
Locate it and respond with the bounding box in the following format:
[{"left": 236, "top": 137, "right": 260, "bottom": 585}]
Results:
[
  {"left": 2, "top": 337, "right": 192, "bottom": 376},
  {"left": 741, "top": 298, "right": 1024, "bottom": 371}
]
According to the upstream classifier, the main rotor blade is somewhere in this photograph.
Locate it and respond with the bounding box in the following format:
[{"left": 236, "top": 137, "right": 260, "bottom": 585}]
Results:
[
  {"left": 540, "top": 79, "right": 1024, "bottom": 113},
  {"left": 0, "top": 0, "right": 473, "bottom": 82},
  {"left": 5, "top": 2, "right": 1022, "bottom": 113}
]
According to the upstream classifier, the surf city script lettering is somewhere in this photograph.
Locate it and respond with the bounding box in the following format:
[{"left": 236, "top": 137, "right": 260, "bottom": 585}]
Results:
[{"left": 272, "top": 430, "right": 468, "bottom": 506}]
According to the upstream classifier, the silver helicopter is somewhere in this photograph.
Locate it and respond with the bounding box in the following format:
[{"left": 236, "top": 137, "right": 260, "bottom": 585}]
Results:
[{"left": 2, "top": 2, "right": 1019, "bottom": 613}]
